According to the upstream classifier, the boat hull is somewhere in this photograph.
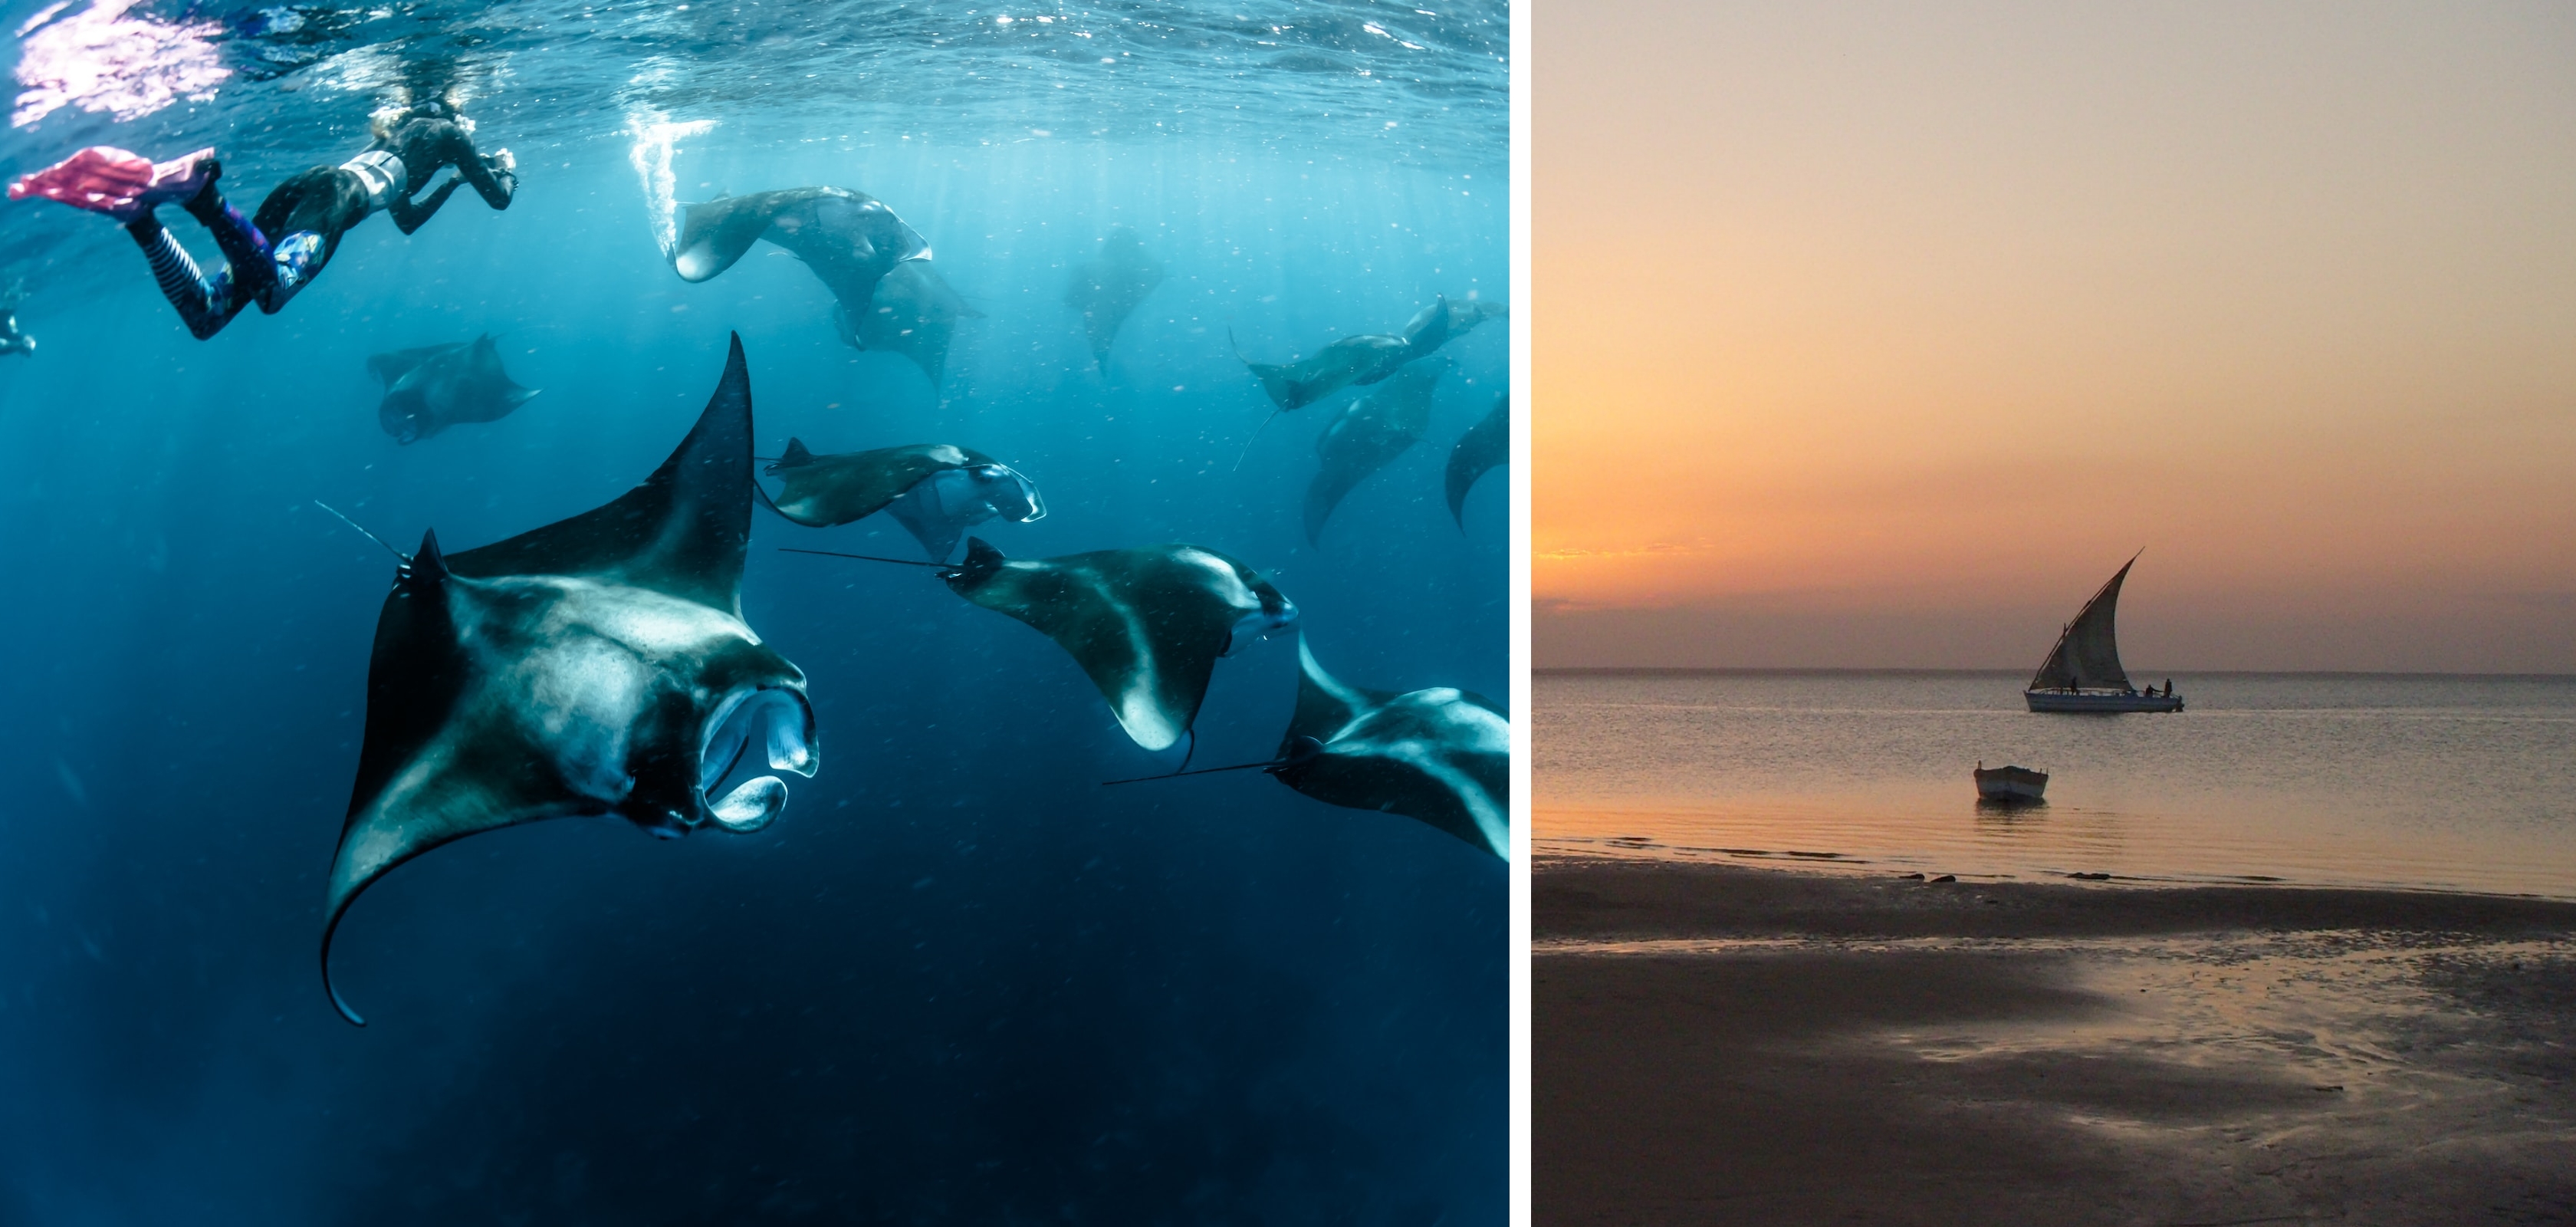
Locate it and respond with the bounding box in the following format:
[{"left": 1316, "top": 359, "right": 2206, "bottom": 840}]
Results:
[
  {"left": 1973, "top": 765, "right": 2049, "bottom": 803},
  {"left": 2024, "top": 689, "right": 2183, "bottom": 714}
]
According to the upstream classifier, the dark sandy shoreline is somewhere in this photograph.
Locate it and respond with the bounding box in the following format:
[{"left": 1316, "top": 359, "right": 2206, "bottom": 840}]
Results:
[{"left": 1537, "top": 857, "right": 2576, "bottom": 1225}]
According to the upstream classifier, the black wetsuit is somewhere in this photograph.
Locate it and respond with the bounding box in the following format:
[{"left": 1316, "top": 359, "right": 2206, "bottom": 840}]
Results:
[
  {"left": 125, "top": 113, "right": 518, "bottom": 340},
  {"left": 376, "top": 115, "right": 517, "bottom": 232}
]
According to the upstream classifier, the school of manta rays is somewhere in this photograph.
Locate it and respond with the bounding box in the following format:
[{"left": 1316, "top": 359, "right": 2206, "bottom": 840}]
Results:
[{"left": 316, "top": 183, "right": 1512, "bottom": 1025}]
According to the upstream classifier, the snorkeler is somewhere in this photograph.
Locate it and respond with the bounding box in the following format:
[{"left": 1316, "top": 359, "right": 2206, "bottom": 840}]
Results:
[{"left": 6, "top": 98, "right": 517, "bottom": 340}]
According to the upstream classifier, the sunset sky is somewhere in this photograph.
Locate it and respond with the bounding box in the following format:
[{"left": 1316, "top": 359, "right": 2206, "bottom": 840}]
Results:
[{"left": 1536, "top": 2, "right": 2576, "bottom": 672}]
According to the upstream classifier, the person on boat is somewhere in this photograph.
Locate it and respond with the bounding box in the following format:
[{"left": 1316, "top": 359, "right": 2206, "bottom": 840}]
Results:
[{"left": 6, "top": 96, "right": 516, "bottom": 340}]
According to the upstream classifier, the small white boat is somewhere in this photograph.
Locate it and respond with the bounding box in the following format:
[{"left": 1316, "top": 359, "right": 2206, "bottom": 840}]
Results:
[
  {"left": 1973, "top": 762, "right": 2049, "bottom": 804},
  {"left": 2024, "top": 553, "right": 2183, "bottom": 713}
]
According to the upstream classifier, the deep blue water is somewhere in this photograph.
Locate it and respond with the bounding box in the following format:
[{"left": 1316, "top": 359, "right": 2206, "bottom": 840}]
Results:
[{"left": 0, "top": 4, "right": 1509, "bottom": 1222}]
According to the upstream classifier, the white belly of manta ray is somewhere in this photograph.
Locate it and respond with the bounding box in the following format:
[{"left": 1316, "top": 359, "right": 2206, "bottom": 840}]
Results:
[
  {"left": 452, "top": 576, "right": 813, "bottom": 834},
  {"left": 1101, "top": 551, "right": 1299, "bottom": 749}
]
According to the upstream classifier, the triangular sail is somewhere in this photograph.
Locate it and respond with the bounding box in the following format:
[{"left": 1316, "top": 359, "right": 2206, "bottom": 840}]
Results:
[{"left": 2029, "top": 557, "right": 2137, "bottom": 692}]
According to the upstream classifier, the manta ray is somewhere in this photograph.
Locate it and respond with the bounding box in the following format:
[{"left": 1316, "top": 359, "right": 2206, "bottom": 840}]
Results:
[
  {"left": 367, "top": 334, "right": 539, "bottom": 444},
  {"left": 670, "top": 186, "right": 930, "bottom": 290},
  {"left": 1444, "top": 390, "right": 1508, "bottom": 528},
  {"left": 1269, "top": 637, "right": 1509, "bottom": 859},
  {"left": 761, "top": 436, "right": 1044, "bottom": 561},
  {"left": 1234, "top": 330, "right": 1411, "bottom": 414},
  {"left": 1065, "top": 225, "right": 1165, "bottom": 371},
  {"left": 942, "top": 538, "right": 1298, "bottom": 753},
  {"left": 1234, "top": 295, "right": 1505, "bottom": 416},
  {"left": 1099, "top": 637, "right": 1510, "bottom": 860},
  {"left": 1305, "top": 360, "right": 1447, "bottom": 547},
  {"left": 322, "top": 334, "right": 818, "bottom": 1025},
  {"left": 833, "top": 259, "right": 982, "bottom": 387}
]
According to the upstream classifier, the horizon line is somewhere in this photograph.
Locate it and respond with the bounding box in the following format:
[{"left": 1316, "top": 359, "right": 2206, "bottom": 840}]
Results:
[{"left": 1535, "top": 666, "right": 2576, "bottom": 681}]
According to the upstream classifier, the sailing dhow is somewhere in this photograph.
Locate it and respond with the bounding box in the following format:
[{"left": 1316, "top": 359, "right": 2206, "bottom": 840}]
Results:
[{"left": 2025, "top": 554, "right": 2183, "bottom": 713}]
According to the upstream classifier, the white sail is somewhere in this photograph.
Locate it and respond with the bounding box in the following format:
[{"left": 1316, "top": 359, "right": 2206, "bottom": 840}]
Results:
[{"left": 2029, "top": 557, "right": 2136, "bottom": 692}]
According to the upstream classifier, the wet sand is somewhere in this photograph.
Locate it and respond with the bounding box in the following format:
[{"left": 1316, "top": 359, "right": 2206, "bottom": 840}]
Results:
[{"left": 1536, "top": 859, "right": 2576, "bottom": 1225}]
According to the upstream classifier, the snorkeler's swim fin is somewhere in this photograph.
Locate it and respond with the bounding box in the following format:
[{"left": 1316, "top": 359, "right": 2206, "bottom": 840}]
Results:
[{"left": 8, "top": 146, "right": 216, "bottom": 222}]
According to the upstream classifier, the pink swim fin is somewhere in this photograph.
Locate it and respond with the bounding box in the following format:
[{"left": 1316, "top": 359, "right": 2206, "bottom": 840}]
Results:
[{"left": 7, "top": 146, "right": 216, "bottom": 222}]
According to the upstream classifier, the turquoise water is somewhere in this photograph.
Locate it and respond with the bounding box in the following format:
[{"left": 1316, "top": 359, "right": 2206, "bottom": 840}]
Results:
[
  {"left": 0, "top": 4, "right": 1509, "bottom": 1222},
  {"left": 1539, "top": 671, "right": 2576, "bottom": 898}
]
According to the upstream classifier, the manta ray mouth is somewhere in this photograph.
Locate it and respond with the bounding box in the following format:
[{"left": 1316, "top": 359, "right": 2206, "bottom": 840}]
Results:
[
  {"left": 995, "top": 467, "right": 1046, "bottom": 522},
  {"left": 1224, "top": 600, "right": 1300, "bottom": 658},
  {"left": 695, "top": 687, "right": 816, "bottom": 834}
]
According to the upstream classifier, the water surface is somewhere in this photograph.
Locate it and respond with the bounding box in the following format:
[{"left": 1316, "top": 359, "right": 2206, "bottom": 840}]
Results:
[{"left": 1539, "top": 671, "right": 2576, "bottom": 898}]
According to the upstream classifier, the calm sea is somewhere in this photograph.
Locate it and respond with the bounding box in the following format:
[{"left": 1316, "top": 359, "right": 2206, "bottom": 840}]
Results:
[{"left": 1538, "top": 671, "right": 2576, "bottom": 899}]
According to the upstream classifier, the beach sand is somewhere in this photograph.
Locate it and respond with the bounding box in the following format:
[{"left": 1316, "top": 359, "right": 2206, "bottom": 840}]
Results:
[{"left": 1537, "top": 858, "right": 2576, "bottom": 1225}]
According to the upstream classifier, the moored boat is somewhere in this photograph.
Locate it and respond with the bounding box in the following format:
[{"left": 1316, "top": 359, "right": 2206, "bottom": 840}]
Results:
[
  {"left": 2023, "top": 553, "right": 2183, "bottom": 713},
  {"left": 1973, "top": 762, "right": 2049, "bottom": 803}
]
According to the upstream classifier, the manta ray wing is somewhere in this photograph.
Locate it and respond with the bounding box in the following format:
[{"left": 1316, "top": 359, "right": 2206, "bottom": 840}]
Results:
[
  {"left": 672, "top": 193, "right": 788, "bottom": 282},
  {"left": 443, "top": 335, "right": 755, "bottom": 612},
  {"left": 444, "top": 335, "right": 540, "bottom": 426},
  {"left": 1301, "top": 465, "right": 1368, "bottom": 548},
  {"left": 847, "top": 261, "right": 975, "bottom": 385},
  {"left": 1444, "top": 392, "right": 1510, "bottom": 528},
  {"left": 366, "top": 342, "right": 465, "bottom": 389},
  {"left": 1303, "top": 361, "right": 1444, "bottom": 546},
  {"left": 1284, "top": 635, "right": 1400, "bottom": 745}
]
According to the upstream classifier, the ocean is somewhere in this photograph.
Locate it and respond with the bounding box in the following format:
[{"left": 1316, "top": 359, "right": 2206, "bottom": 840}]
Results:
[
  {"left": 1539, "top": 671, "right": 2576, "bottom": 900},
  {"left": 0, "top": 3, "right": 1509, "bottom": 1222}
]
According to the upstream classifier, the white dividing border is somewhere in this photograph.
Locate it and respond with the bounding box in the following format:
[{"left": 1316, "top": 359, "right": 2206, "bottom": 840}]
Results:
[{"left": 1507, "top": 0, "right": 1533, "bottom": 1222}]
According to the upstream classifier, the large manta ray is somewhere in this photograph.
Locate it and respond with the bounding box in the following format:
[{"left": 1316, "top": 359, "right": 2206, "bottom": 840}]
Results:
[
  {"left": 1444, "top": 390, "right": 1508, "bottom": 528},
  {"left": 942, "top": 538, "right": 1297, "bottom": 753},
  {"left": 367, "top": 334, "right": 540, "bottom": 444},
  {"left": 834, "top": 258, "right": 981, "bottom": 387},
  {"left": 1306, "top": 360, "right": 1447, "bottom": 547},
  {"left": 762, "top": 436, "right": 1045, "bottom": 561},
  {"left": 1268, "top": 637, "right": 1510, "bottom": 860},
  {"left": 323, "top": 334, "right": 818, "bottom": 1025},
  {"left": 671, "top": 186, "right": 940, "bottom": 363},
  {"left": 1065, "top": 225, "right": 1165, "bottom": 372}
]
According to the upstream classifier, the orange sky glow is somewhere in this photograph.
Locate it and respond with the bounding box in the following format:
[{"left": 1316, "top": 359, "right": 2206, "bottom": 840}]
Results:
[{"left": 1536, "top": 2, "right": 2576, "bottom": 671}]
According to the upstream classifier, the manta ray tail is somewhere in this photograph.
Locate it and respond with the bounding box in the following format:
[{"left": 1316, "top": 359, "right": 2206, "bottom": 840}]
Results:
[
  {"left": 775, "top": 547, "right": 951, "bottom": 569},
  {"left": 751, "top": 474, "right": 791, "bottom": 521},
  {"left": 1099, "top": 738, "right": 1324, "bottom": 786},
  {"left": 1228, "top": 326, "right": 1298, "bottom": 412},
  {"left": 1230, "top": 410, "right": 1281, "bottom": 472},
  {"left": 314, "top": 501, "right": 407, "bottom": 561}
]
